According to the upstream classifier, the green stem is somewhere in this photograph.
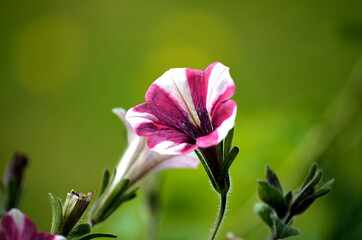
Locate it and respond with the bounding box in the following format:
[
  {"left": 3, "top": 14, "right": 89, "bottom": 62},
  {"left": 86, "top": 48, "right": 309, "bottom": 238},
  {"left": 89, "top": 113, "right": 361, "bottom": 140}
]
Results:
[
  {"left": 208, "top": 193, "right": 228, "bottom": 240},
  {"left": 268, "top": 232, "right": 277, "bottom": 240}
]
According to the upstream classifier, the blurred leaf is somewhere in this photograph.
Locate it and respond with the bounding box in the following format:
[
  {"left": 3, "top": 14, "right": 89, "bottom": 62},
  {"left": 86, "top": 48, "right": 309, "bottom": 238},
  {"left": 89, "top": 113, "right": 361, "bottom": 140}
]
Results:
[
  {"left": 292, "top": 187, "right": 332, "bottom": 216},
  {"left": 284, "top": 191, "right": 293, "bottom": 208},
  {"left": 274, "top": 218, "right": 300, "bottom": 239},
  {"left": 302, "top": 163, "right": 317, "bottom": 188},
  {"left": 99, "top": 168, "right": 110, "bottom": 198},
  {"left": 78, "top": 233, "right": 117, "bottom": 240},
  {"left": 265, "top": 165, "right": 283, "bottom": 195},
  {"left": 254, "top": 203, "right": 275, "bottom": 228},
  {"left": 67, "top": 223, "right": 91, "bottom": 239},
  {"left": 49, "top": 193, "right": 63, "bottom": 234},
  {"left": 295, "top": 169, "right": 322, "bottom": 203},
  {"left": 257, "top": 181, "right": 288, "bottom": 218}
]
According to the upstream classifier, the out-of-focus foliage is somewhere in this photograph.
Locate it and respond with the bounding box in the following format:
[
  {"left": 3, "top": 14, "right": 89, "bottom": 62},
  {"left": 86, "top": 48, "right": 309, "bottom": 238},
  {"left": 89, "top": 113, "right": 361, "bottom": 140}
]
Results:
[{"left": 0, "top": 0, "right": 361, "bottom": 239}]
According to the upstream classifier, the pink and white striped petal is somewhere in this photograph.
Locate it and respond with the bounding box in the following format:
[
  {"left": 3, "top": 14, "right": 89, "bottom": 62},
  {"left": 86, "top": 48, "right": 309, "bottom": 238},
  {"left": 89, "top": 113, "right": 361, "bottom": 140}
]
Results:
[
  {"left": 1, "top": 209, "right": 65, "bottom": 240},
  {"left": 126, "top": 62, "right": 237, "bottom": 155}
]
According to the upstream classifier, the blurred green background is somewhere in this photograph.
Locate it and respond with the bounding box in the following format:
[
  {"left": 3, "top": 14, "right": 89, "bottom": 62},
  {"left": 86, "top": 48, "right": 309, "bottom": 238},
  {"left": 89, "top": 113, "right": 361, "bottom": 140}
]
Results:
[{"left": 1, "top": 0, "right": 362, "bottom": 239}]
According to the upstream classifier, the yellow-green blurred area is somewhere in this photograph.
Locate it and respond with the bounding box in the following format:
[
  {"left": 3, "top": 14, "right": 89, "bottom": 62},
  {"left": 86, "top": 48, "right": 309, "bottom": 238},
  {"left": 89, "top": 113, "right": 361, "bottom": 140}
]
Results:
[{"left": 1, "top": 0, "right": 362, "bottom": 239}]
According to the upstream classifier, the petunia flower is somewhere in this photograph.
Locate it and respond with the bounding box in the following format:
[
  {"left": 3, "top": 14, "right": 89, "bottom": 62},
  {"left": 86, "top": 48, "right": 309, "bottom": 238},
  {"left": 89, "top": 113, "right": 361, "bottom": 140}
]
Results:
[
  {"left": 0, "top": 208, "right": 65, "bottom": 240},
  {"left": 126, "top": 62, "right": 236, "bottom": 155},
  {"left": 126, "top": 62, "right": 237, "bottom": 192},
  {"left": 90, "top": 108, "right": 199, "bottom": 225}
]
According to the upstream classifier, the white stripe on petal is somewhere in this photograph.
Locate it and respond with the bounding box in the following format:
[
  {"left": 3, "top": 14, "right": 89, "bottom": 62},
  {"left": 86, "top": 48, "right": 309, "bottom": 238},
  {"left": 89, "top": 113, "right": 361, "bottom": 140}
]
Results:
[
  {"left": 151, "top": 140, "right": 195, "bottom": 155},
  {"left": 154, "top": 69, "right": 200, "bottom": 127},
  {"left": 126, "top": 107, "right": 157, "bottom": 129},
  {"left": 8, "top": 208, "right": 24, "bottom": 234},
  {"left": 206, "top": 63, "right": 234, "bottom": 112},
  {"left": 214, "top": 106, "right": 237, "bottom": 143},
  {"left": 54, "top": 235, "right": 67, "bottom": 240}
]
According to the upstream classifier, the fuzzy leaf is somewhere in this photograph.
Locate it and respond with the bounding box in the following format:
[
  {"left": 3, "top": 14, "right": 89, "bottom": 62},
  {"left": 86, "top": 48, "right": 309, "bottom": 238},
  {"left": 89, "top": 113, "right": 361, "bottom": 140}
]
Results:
[
  {"left": 265, "top": 165, "right": 283, "bottom": 195},
  {"left": 292, "top": 187, "right": 332, "bottom": 215},
  {"left": 284, "top": 191, "right": 293, "bottom": 208},
  {"left": 99, "top": 169, "right": 110, "bottom": 197},
  {"left": 274, "top": 218, "right": 300, "bottom": 239},
  {"left": 67, "top": 223, "right": 91, "bottom": 239},
  {"left": 302, "top": 163, "right": 317, "bottom": 188},
  {"left": 254, "top": 203, "right": 275, "bottom": 228},
  {"left": 49, "top": 193, "right": 63, "bottom": 234},
  {"left": 257, "top": 181, "right": 288, "bottom": 218}
]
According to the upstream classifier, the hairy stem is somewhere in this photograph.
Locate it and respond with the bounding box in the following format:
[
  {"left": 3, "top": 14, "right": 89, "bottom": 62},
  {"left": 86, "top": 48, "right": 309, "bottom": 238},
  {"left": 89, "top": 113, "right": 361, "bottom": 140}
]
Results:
[{"left": 208, "top": 193, "right": 228, "bottom": 240}]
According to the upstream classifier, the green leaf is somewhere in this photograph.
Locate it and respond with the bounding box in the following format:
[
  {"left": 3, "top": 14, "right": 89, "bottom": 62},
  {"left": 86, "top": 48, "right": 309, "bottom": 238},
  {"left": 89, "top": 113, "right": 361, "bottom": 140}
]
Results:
[
  {"left": 295, "top": 169, "right": 322, "bottom": 204},
  {"left": 49, "top": 193, "right": 63, "bottom": 234},
  {"left": 274, "top": 218, "right": 300, "bottom": 239},
  {"left": 292, "top": 187, "right": 332, "bottom": 216},
  {"left": 302, "top": 163, "right": 317, "bottom": 188},
  {"left": 78, "top": 233, "right": 117, "bottom": 240},
  {"left": 265, "top": 165, "right": 283, "bottom": 195},
  {"left": 257, "top": 181, "right": 288, "bottom": 218},
  {"left": 99, "top": 169, "right": 110, "bottom": 197},
  {"left": 284, "top": 191, "right": 293, "bottom": 208},
  {"left": 67, "top": 223, "right": 91, "bottom": 239},
  {"left": 254, "top": 203, "right": 275, "bottom": 228},
  {"left": 223, "top": 128, "right": 234, "bottom": 159}
]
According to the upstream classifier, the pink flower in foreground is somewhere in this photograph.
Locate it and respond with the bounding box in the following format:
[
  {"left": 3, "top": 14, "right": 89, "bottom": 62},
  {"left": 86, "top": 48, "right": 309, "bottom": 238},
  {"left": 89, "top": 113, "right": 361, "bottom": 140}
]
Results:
[
  {"left": 0, "top": 208, "right": 65, "bottom": 240},
  {"left": 126, "top": 62, "right": 237, "bottom": 155}
]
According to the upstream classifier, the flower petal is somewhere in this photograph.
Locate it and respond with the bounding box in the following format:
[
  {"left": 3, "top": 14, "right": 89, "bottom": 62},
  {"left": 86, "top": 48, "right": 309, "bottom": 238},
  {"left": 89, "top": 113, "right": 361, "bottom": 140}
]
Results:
[
  {"left": 204, "top": 62, "right": 235, "bottom": 114},
  {"left": 196, "top": 100, "right": 237, "bottom": 148},
  {"left": 152, "top": 153, "right": 199, "bottom": 172},
  {"left": 1, "top": 213, "right": 18, "bottom": 240},
  {"left": 112, "top": 108, "right": 138, "bottom": 143},
  {"left": 139, "top": 121, "right": 196, "bottom": 154},
  {"left": 37, "top": 232, "right": 66, "bottom": 240},
  {"left": 127, "top": 103, "right": 197, "bottom": 154},
  {"left": 20, "top": 215, "right": 37, "bottom": 240}
]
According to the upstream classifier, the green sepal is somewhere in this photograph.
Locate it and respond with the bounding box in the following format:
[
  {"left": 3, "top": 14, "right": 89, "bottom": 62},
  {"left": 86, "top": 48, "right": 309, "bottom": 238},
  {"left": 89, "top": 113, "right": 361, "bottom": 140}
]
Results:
[
  {"left": 219, "top": 146, "right": 239, "bottom": 182},
  {"left": 257, "top": 180, "right": 288, "bottom": 218},
  {"left": 265, "top": 165, "right": 283, "bottom": 195},
  {"left": 195, "top": 149, "right": 218, "bottom": 191},
  {"left": 67, "top": 223, "right": 91, "bottom": 239},
  {"left": 91, "top": 178, "right": 135, "bottom": 225},
  {"left": 48, "top": 193, "right": 63, "bottom": 234},
  {"left": 254, "top": 203, "right": 275, "bottom": 228},
  {"left": 78, "top": 233, "right": 117, "bottom": 240},
  {"left": 99, "top": 169, "right": 110, "bottom": 198},
  {"left": 223, "top": 128, "right": 235, "bottom": 159},
  {"left": 6, "top": 179, "right": 19, "bottom": 211},
  {"left": 274, "top": 218, "right": 300, "bottom": 239}
]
